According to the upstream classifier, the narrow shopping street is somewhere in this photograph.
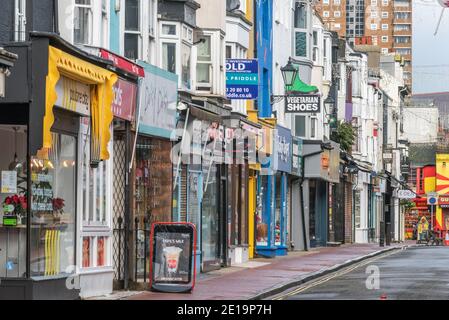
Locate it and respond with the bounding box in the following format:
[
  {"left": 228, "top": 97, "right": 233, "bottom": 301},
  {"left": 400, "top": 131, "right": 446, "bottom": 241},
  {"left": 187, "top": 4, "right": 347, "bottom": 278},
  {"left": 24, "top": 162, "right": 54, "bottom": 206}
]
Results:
[{"left": 271, "top": 246, "right": 449, "bottom": 300}]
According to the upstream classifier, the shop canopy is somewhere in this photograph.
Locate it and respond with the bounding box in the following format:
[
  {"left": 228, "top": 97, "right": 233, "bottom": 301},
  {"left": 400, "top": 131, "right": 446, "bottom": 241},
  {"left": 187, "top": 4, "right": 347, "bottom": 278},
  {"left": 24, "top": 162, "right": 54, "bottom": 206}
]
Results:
[{"left": 43, "top": 45, "right": 117, "bottom": 162}]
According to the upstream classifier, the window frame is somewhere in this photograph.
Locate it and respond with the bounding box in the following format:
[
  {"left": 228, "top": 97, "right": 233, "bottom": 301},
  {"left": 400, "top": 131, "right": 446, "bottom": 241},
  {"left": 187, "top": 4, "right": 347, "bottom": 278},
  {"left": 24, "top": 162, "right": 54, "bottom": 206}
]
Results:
[
  {"left": 14, "top": 0, "right": 26, "bottom": 42},
  {"left": 73, "top": 0, "right": 94, "bottom": 45}
]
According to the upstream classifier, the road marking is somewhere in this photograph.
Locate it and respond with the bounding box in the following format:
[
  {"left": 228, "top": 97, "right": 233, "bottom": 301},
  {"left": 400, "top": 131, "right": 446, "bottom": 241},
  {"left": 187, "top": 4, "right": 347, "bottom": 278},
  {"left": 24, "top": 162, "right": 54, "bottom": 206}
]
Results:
[{"left": 271, "top": 250, "right": 400, "bottom": 300}]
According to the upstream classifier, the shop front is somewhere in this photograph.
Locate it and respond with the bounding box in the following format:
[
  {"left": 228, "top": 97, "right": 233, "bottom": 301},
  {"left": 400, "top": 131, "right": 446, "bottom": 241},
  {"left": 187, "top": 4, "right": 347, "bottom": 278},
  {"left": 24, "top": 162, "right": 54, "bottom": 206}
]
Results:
[
  {"left": 173, "top": 100, "right": 231, "bottom": 273},
  {"left": 133, "top": 62, "right": 178, "bottom": 284},
  {"left": 273, "top": 125, "right": 292, "bottom": 256},
  {"left": 302, "top": 140, "right": 340, "bottom": 248},
  {"left": 0, "top": 34, "right": 117, "bottom": 299},
  {"left": 255, "top": 119, "right": 276, "bottom": 258}
]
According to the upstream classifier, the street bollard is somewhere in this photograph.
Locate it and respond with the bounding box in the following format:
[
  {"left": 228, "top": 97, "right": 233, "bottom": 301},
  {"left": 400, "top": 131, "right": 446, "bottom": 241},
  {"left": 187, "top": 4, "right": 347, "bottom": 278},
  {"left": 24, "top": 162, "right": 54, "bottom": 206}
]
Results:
[
  {"left": 386, "top": 223, "right": 391, "bottom": 246},
  {"left": 379, "top": 221, "right": 385, "bottom": 247}
]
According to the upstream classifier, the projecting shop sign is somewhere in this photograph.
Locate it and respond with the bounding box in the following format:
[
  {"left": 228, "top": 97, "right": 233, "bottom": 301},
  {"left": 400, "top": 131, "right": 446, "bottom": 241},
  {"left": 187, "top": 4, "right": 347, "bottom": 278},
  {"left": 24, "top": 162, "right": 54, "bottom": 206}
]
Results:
[
  {"left": 226, "top": 59, "right": 258, "bottom": 100},
  {"left": 285, "top": 94, "right": 321, "bottom": 113}
]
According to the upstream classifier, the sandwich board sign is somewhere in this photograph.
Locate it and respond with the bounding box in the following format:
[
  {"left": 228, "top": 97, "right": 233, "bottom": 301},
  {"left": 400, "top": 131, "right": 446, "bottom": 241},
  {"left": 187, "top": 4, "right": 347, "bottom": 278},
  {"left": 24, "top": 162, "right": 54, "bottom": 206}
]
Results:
[{"left": 149, "top": 222, "right": 197, "bottom": 293}]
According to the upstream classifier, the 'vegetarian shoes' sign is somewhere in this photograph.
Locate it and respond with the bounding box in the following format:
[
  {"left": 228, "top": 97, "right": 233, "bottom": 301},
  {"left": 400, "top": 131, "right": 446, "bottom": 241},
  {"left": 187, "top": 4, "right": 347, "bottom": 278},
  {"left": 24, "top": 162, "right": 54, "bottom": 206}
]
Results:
[{"left": 285, "top": 94, "right": 321, "bottom": 113}]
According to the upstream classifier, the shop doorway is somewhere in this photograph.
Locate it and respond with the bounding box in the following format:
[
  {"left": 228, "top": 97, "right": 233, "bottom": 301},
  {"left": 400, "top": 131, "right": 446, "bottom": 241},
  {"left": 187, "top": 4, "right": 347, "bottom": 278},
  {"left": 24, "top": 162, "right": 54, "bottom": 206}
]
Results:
[{"left": 201, "top": 164, "right": 221, "bottom": 272}]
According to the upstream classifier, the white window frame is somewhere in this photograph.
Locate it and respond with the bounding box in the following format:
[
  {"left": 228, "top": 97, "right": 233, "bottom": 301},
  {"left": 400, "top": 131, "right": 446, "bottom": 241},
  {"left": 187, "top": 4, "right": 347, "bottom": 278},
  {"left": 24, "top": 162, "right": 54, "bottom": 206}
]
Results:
[
  {"left": 121, "top": 0, "right": 142, "bottom": 60},
  {"left": 382, "top": 48, "right": 389, "bottom": 54},
  {"left": 73, "top": 0, "right": 93, "bottom": 45},
  {"left": 371, "top": 0, "right": 378, "bottom": 5},
  {"left": 333, "top": 23, "right": 341, "bottom": 30},
  {"left": 333, "top": 0, "right": 341, "bottom": 5},
  {"left": 323, "top": 11, "right": 330, "bottom": 17},
  {"left": 382, "top": 11, "right": 388, "bottom": 18},
  {"left": 323, "top": 0, "right": 330, "bottom": 4},
  {"left": 371, "top": 11, "right": 378, "bottom": 18},
  {"left": 196, "top": 33, "right": 213, "bottom": 90},
  {"left": 381, "top": 36, "right": 388, "bottom": 43},
  {"left": 14, "top": 0, "right": 26, "bottom": 42},
  {"left": 77, "top": 120, "right": 113, "bottom": 272},
  {"left": 382, "top": 23, "right": 389, "bottom": 30},
  {"left": 371, "top": 23, "right": 378, "bottom": 30},
  {"left": 382, "top": 0, "right": 389, "bottom": 6},
  {"left": 293, "top": 1, "right": 310, "bottom": 59},
  {"left": 334, "top": 11, "right": 341, "bottom": 18}
]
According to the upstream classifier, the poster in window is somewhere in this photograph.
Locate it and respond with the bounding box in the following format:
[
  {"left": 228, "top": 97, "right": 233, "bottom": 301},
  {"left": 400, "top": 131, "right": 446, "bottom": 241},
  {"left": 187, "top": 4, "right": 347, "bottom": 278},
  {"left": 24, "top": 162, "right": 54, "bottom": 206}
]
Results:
[
  {"left": 83, "top": 237, "right": 90, "bottom": 268},
  {"left": 97, "top": 237, "right": 105, "bottom": 267}
]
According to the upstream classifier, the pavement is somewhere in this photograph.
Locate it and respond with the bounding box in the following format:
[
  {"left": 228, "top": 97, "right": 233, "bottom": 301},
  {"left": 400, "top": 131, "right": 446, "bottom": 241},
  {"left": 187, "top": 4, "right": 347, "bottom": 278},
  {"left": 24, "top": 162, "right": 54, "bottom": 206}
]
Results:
[
  {"left": 89, "top": 242, "right": 413, "bottom": 300},
  {"left": 276, "top": 245, "right": 449, "bottom": 300}
]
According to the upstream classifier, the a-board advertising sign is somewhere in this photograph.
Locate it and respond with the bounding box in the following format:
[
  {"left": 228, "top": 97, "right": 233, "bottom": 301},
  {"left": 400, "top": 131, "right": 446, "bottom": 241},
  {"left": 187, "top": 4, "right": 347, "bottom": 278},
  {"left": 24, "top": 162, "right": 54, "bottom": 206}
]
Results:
[{"left": 150, "top": 222, "right": 197, "bottom": 293}]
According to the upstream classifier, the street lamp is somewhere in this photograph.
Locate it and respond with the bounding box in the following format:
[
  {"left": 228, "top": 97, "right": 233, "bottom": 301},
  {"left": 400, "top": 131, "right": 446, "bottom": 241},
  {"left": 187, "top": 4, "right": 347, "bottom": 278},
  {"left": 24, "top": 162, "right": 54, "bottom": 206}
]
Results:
[
  {"left": 324, "top": 94, "right": 335, "bottom": 115},
  {"left": 280, "top": 57, "right": 298, "bottom": 88},
  {"left": 271, "top": 58, "right": 298, "bottom": 104}
]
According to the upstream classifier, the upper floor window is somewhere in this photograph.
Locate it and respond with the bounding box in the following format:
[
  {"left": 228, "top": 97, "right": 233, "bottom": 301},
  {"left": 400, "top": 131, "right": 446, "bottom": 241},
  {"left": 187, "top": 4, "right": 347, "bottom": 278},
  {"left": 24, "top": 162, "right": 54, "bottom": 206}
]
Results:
[
  {"left": 323, "top": 11, "right": 330, "bottom": 18},
  {"left": 294, "top": 2, "right": 308, "bottom": 58},
  {"left": 323, "top": 0, "right": 330, "bottom": 4},
  {"left": 334, "top": 11, "right": 341, "bottom": 18},
  {"left": 382, "top": 11, "right": 389, "bottom": 18},
  {"left": 74, "top": 0, "right": 93, "bottom": 45},
  {"left": 197, "top": 35, "right": 212, "bottom": 87},
  {"left": 14, "top": 0, "right": 26, "bottom": 41},
  {"left": 294, "top": 2, "right": 307, "bottom": 29},
  {"left": 124, "top": 0, "right": 141, "bottom": 60},
  {"left": 312, "top": 31, "right": 319, "bottom": 63},
  {"left": 334, "top": 0, "right": 341, "bottom": 5}
]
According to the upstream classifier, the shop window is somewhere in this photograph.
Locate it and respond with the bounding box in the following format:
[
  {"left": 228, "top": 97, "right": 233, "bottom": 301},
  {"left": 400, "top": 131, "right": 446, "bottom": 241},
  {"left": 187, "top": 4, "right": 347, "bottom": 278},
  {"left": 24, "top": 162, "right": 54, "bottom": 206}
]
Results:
[
  {"left": 256, "top": 175, "right": 269, "bottom": 246},
  {"left": 74, "top": 0, "right": 93, "bottom": 45},
  {"left": 124, "top": 0, "right": 141, "bottom": 60},
  {"left": 30, "top": 133, "right": 76, "bottom": 277},
  {"left": 275, "top": 175, "right": 282, "bottom": 246},
  {"left": 0, "top": 125, "right": 27, "bottom": 278}
]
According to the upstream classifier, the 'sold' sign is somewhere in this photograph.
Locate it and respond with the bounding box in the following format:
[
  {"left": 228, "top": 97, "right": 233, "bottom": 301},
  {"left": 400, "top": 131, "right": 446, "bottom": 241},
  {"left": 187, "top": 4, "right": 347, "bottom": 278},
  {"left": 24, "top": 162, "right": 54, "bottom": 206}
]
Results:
[{"left": 285, "top": 94, "right": 321, "bottom": 113}]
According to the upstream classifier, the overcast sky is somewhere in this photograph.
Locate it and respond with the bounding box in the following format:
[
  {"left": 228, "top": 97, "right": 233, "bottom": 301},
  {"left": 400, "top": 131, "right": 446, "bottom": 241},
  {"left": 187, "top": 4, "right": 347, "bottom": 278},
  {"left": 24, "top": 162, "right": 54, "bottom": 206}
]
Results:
[{"left": 413, "top": 0, "right": 449, "bottom": 94}]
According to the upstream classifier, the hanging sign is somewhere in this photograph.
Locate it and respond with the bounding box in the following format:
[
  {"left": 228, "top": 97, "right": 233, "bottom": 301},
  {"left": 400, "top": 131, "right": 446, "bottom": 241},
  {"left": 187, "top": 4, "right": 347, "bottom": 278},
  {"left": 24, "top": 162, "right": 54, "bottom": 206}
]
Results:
[
  {"left": 226, "top": 59, "right": 258, "bottom": 100},
  {"left": 150, "top": 222, "right": 197, "bottom": 293},
  {"left": 285, "top": 94, "right": 321, "bottom": 113},
  {"left": 397, "top": 189, "right": 416, "bottom": 200}
]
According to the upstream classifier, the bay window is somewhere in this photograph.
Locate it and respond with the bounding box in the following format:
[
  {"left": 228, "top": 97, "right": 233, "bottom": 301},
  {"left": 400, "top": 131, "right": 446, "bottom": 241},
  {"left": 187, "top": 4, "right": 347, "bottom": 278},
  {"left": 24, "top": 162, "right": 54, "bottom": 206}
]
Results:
[
  {"left": 74, "top": 0, "right": 93, "bottom": 45},
  {"left": 162, "top": 42, "right": 177, "bottom": 74}
]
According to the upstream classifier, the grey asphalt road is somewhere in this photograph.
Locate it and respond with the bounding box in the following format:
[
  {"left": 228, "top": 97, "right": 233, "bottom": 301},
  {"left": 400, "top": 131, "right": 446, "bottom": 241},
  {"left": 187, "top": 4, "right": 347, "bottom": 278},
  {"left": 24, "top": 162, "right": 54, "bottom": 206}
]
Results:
[{"left": 273, "top": 246, "right": 449, "bottom": 300}]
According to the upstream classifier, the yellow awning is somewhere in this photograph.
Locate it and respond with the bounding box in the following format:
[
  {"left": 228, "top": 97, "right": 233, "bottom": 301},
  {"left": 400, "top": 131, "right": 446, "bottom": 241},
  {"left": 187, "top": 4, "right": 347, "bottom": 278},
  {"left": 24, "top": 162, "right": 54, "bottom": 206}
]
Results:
[{"left": 43, "top": 46, "right": 117, "bottom": 161}]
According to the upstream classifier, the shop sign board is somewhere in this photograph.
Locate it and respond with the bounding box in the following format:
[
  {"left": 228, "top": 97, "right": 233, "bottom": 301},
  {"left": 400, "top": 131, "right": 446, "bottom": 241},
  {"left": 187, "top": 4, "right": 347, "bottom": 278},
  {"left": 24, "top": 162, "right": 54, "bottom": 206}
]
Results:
[
  {"left": 398, "top": 189, "right": 416, "bottom": 200},
  {"left": 285, "top": 94, "right": 321, "bottom": 113},
  {"left": 100, "top": 48, "right": 145, "bottom": 77},
  {"left": 55, "top": 76, "right": 90, "bottom": 116},
  {"left": 274, "top": 125, "right": 292, "bottom": 173},
  {"left": 111, "top": 78, "right": 137, "bottom": 122},
  {"left": 225, "top": 59, "right": 258, "bottom": 100},
  {"left": 439, "top": 195, "right": 449, "bottom": 208},
  {"left": 150, "top": 222, "right": 196, "bottom": 293},
  {"left": 138, "top": 62, "right": 178, "bottom": 139},
  {"left": 291, "top": 137, "right": 303, "bottom": 177}
]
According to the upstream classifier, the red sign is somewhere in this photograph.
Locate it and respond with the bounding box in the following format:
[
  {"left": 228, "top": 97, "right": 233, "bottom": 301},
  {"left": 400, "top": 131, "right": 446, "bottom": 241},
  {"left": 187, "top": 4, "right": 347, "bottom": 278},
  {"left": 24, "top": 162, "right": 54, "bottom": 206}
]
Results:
[
  {"left": 112, "top": 78, "right": 137, "bottom": 122},
  {"left": 100, "top": 49, "right": 145, "bottom": 77}
]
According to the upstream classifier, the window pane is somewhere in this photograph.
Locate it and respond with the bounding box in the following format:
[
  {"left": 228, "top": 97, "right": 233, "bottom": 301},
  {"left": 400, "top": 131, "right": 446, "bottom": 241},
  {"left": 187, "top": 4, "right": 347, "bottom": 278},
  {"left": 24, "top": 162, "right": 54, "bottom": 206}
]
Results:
[
  {"left": 97, "top": 237, "right": 106, "bottom": 267},
  {"left": 294, "top": 2, "right": 307, "bottom": 29},
  {"left": 124, "top": 33, "right": 139, "bottom": 60},
  {"left": 82, "top": 237, "right": 91, "bottom": 268},
  {"left": 125, "top": 0, "right": 139, "bottom": 31},
  {"left": 162, "top": 24, "right": 176, "bottom": 35},
  {"left": 295, "top": 32, "right": 307, "bottom": 57},
  {"left": 74, "top": 6, "right": 91, "bottom": 44},
  {"left": 30, "top": 133, "right": 76, "bottom": 277},
  {"left": 197, "top": 36, "right": 211, "bottom": 61},
  {"left": 182, "top": 43, "right": 191, "bottom": 89},
  {"left": 295, "top": 115, "right": 306, "bottom": 137},
  {"left": 162, "top": 43, "right": 176, "bottom": 74},
  {"left": 197, "top": 63, "right": 210, "bottom": 84}
]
